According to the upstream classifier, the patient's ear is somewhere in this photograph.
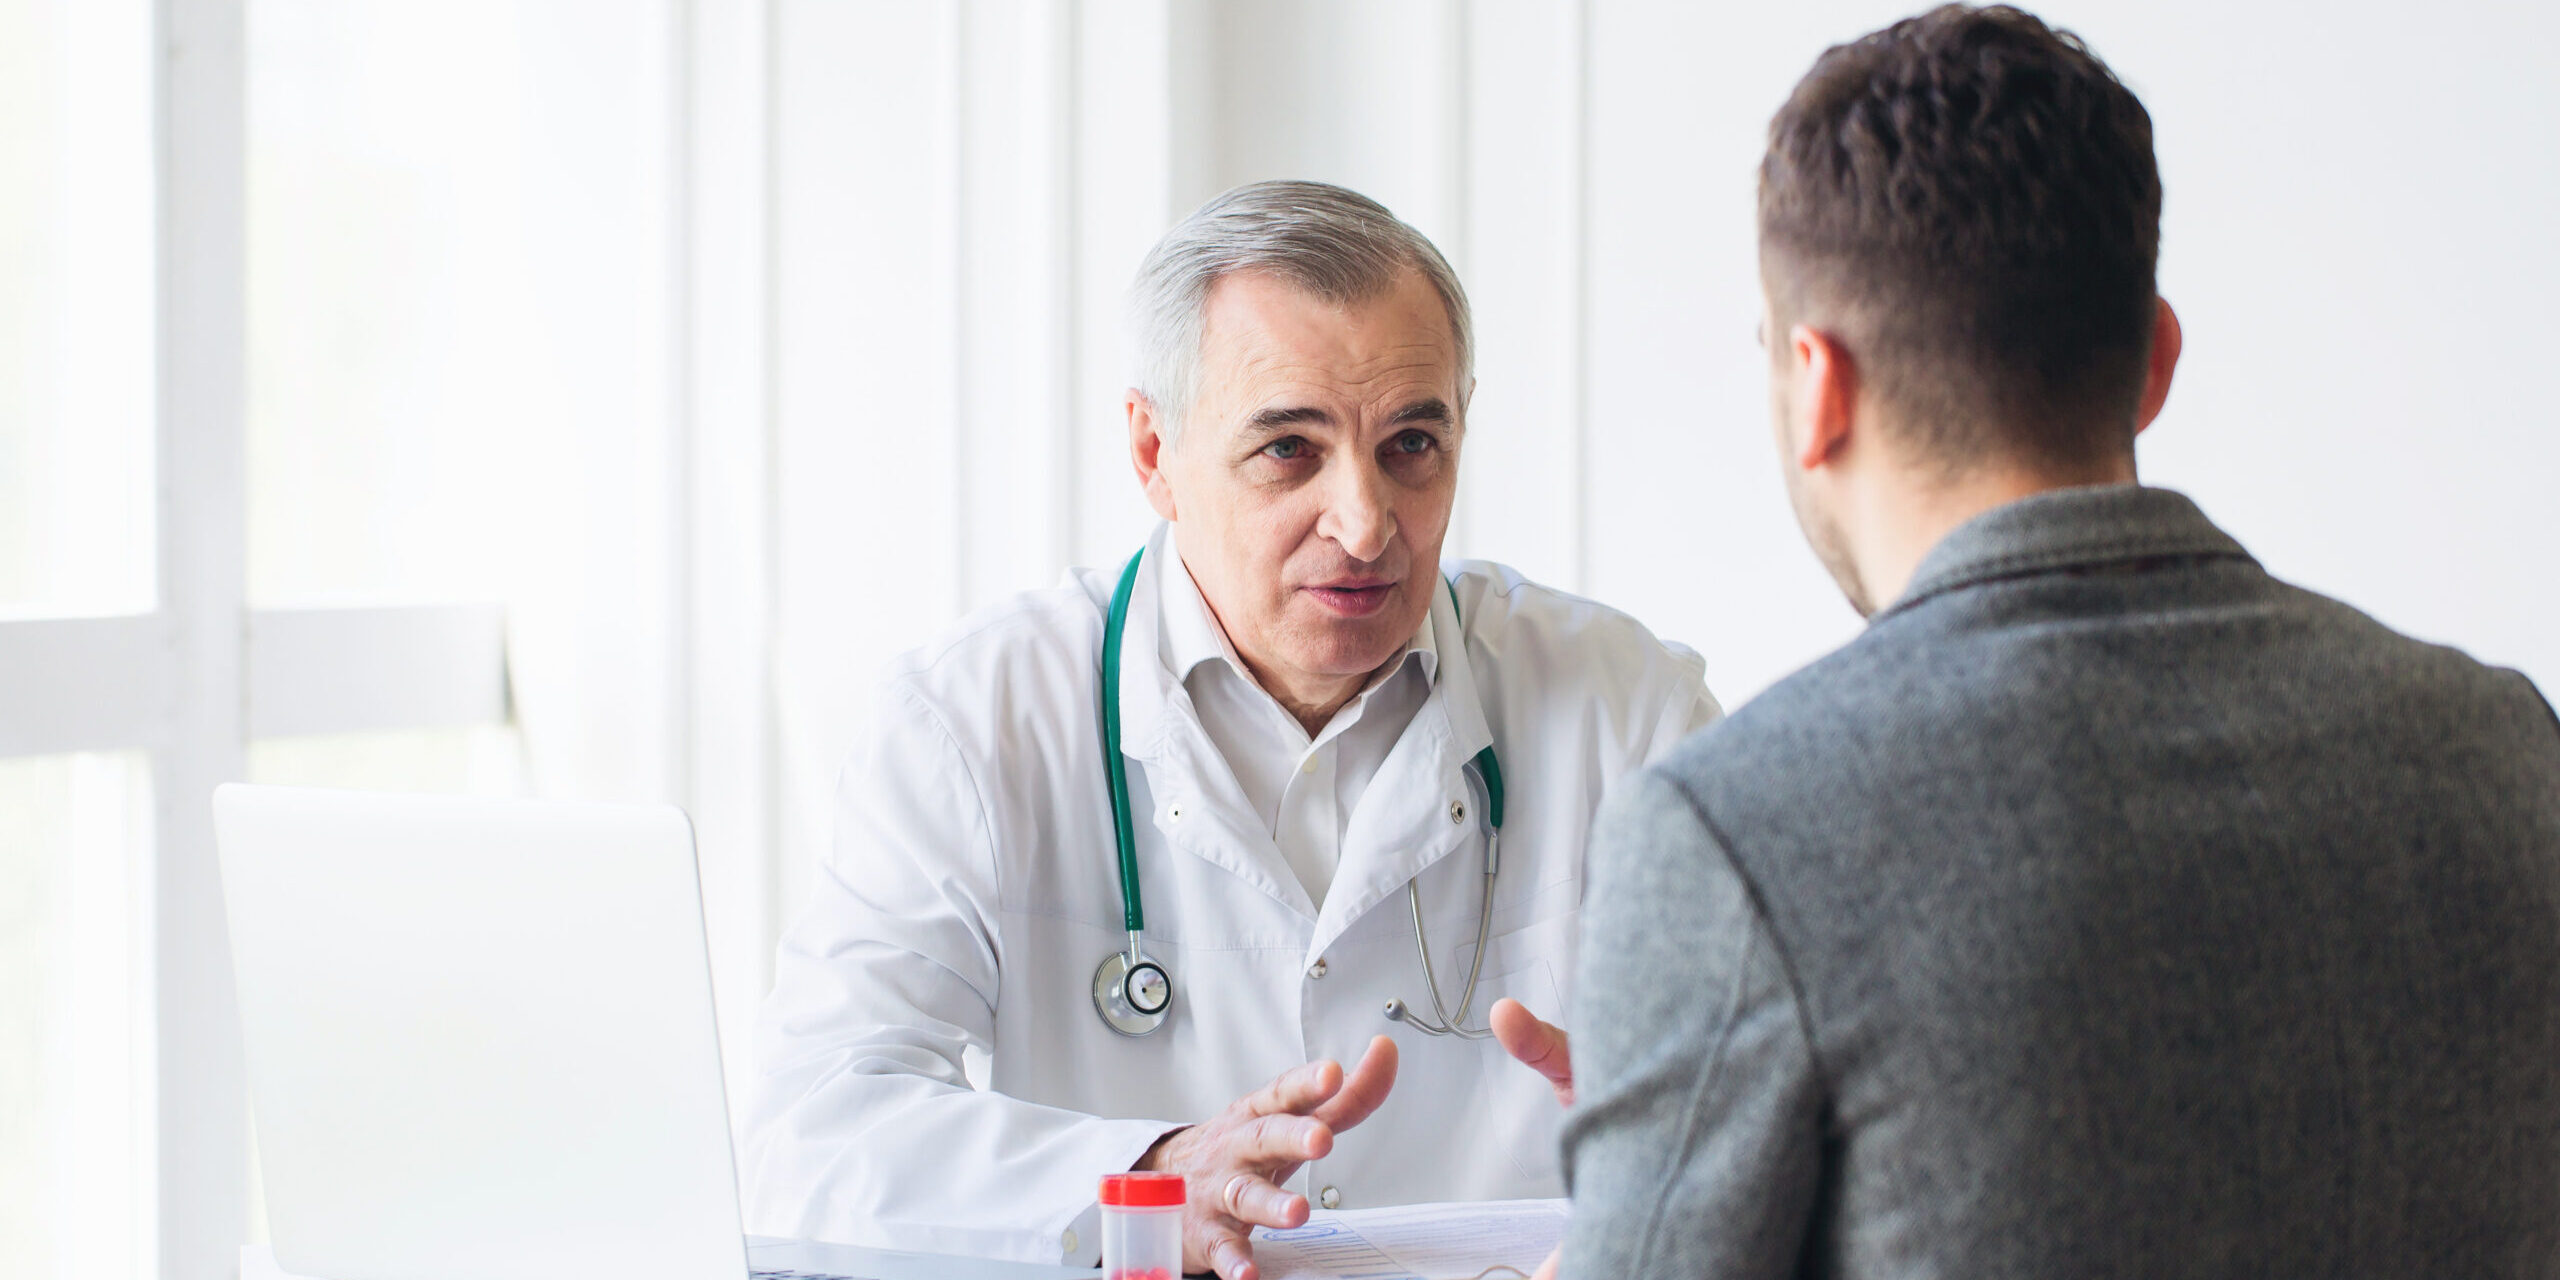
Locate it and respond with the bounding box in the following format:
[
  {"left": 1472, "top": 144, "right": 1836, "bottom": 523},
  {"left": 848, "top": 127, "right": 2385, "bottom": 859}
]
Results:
[
  {"left": 1127, "top": 391, "right": 1178, "bottom": 522},
  {"left": 2134, "top": 297, "right": 2182, "bottom": 435},
  {"left": 1789, "top": 324, "right": 1860, "bottom": 472}
]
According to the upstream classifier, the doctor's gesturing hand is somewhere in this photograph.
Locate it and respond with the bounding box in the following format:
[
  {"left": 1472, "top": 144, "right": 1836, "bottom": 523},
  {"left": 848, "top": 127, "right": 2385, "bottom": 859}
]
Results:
[{"left": 1137, "top": 1036, "right": 1399, "bottom": 1280}]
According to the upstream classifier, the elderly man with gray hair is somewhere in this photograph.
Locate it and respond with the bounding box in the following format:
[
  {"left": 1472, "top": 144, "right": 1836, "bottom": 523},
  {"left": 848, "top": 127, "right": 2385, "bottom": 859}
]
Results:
[{"left": 745, "top": 181, "right": 1720, "bottom": 1279}]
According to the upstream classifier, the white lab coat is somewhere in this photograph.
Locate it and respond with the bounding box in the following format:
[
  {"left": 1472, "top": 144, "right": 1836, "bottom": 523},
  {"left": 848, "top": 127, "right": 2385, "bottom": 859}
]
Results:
[{"left": 743, "top": 524, "right": 1721, "bottom": 1263}]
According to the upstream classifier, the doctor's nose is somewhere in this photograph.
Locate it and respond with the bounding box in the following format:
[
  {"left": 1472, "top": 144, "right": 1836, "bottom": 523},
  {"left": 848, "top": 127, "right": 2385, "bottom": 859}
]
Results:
[{"left": 1319, "top": 463, "right": 1397, "bottom": 564}]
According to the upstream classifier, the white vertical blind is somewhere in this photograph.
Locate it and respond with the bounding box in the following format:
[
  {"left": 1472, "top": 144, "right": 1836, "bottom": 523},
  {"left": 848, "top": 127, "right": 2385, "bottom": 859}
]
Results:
[
  {"left": 678, "top": 0, "right": 783, "bottom": 1115},
  {"left": 1454, "top": 0, "right": 1591, "bottom": 592},
  {"left": 154, "top": 5, "right": 253, "bottom": 1277}
]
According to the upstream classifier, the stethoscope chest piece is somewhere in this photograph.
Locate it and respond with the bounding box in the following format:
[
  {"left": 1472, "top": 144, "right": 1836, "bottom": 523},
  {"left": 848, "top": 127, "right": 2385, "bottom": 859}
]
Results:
[{"left": 1093, "top": 947, "right": 1172, "bottom": 1037}]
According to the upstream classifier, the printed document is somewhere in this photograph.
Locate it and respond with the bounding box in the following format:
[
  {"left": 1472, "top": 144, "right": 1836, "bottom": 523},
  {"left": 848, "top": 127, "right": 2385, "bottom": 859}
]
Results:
[{"left": 1251, "top": 1198, "right": 1568, "bottom": 1280}]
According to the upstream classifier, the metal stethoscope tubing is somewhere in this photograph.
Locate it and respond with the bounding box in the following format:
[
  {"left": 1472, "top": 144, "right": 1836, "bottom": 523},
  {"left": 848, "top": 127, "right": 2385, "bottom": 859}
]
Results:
[{"left": 1382, "top": 765, "right": 1500, "bottom": 1040}]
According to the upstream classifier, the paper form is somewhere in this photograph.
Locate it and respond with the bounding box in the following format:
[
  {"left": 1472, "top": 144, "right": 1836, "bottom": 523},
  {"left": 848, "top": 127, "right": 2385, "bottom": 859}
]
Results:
[{"left": 1250, "top": 1198, "right": 1568, "bottom": 1280}]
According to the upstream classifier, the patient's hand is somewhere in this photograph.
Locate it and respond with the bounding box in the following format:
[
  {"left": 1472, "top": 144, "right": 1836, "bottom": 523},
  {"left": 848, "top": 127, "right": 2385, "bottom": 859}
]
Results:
[
  {"left": 1495, "top": 1002, "right": 1570, "bottom": 1280},
  {"left": 1134, "top": 1035, "right": 1398, "bottom": 1280},
  {"left": 1491, "top": 998, "right": 1573, "bottom": 1107}
]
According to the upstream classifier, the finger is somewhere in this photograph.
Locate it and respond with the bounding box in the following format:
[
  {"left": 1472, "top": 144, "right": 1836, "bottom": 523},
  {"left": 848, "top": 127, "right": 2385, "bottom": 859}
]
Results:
[
  {"left": 1491, "top": 999, "right": 1574, "bottom": 1105},
  {"left": 1220, "top": 1172, "right": 1310, "bottom": 1229},
  {"left": 1238, "top": 1111, "right": 1333, "bottom": 1166},
  {"left": 1242, "top": 1057, "right": 1344, "bottom": 1118},
  {"left": 1206, "top": 1228, "right": 1259, "bottom": 1280},
  {"left": 1312, "top": 1035, "right": 1399, "bottom": 1132},
  {"left": 1530, "top": 1244, "right": 1561, "bottom": 1280}
]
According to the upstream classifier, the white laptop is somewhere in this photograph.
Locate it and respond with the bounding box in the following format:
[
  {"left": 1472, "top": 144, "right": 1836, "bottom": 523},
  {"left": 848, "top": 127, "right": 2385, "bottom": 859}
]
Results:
[{"left": 213, "top": 784, "right": 1090, "bottom": 1280}]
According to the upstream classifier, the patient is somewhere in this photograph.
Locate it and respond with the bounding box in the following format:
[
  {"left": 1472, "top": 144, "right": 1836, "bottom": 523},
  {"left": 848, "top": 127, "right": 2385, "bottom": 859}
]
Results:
[{"left": 1553, "top": 5, "right": 2560, "bottom": 1277}]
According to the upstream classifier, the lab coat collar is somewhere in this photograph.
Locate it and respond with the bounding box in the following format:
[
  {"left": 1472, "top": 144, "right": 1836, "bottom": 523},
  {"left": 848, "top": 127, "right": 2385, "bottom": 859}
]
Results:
[
  {"left": 1112, "top": 525, "right": 1498, "bottom": 945},
  {"left": 1115, "top": 525, "right": 1311, "bottom": 917}
]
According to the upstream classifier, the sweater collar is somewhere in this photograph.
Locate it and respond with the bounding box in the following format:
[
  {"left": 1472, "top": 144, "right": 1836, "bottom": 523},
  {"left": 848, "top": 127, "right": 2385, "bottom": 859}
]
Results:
[{"left": 1881, "top": 483, "right": 2255, "bottom": 618}]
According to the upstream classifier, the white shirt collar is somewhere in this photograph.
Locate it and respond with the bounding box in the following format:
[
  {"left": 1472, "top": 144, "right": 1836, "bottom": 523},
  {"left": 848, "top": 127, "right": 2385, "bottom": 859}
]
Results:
[
  {"left": 1157, "top": 546, "right": 1439, "bottom": 703},
  {"left": 1111, "top": 521, "right": 1491, "bottom": 774},
  {"left": 1100, "top": 522, "right": 1499, "bottom": 932},
  {"left": 1156, "top": 542, "right": 1443, "bottom": 905}
]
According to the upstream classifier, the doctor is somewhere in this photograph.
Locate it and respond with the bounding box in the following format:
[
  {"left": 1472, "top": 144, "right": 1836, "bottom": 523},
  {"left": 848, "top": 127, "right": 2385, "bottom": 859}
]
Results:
[{"left": 744, "top": 180, "right": 1721, "bottom": 1279}]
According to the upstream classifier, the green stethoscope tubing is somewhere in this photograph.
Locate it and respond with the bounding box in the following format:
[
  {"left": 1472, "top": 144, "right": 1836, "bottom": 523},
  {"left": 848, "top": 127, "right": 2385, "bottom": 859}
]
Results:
[
  {"left": 1101, "top": 550, "right": 1147, "bottom": 934},
  {"left": 1097, "top": 546, "right": 1506, "bottom": 1037}
]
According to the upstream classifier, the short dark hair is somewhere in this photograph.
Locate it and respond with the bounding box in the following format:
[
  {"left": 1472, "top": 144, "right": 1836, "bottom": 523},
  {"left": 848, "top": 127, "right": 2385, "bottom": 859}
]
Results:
[{"left": 1760, "top": 4, "right": 2162, "bottom": 470}]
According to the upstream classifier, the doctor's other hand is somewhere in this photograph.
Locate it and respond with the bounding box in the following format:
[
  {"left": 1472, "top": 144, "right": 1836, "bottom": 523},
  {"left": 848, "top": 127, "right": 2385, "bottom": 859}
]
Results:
[
  {"left": 1490, "top": 998, "right": 1573, "bottom": 1107},
  {"left": 1134, "top": 1035, "right": 1398, "bottom": 1280}
]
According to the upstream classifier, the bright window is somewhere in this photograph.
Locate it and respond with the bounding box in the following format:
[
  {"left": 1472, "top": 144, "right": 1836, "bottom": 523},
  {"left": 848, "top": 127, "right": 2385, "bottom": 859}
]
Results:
[
  {"left": 0, "top": 753, "right": 152, "bottom": 1280},
  {"left": 246, "top": 726, "right": 524, "bottom": 797},
  {"left": 5, "top": 2, "right": 559, "bottom": 1273},
  {"left": 0, "top": 5, "right": 158, "bottom": 1277},
  {"left": 0, "top": 0, "right": 155, "bottom": 620},
  {"left": 251, "top": 2, "right": 566, "bottom": 609}
]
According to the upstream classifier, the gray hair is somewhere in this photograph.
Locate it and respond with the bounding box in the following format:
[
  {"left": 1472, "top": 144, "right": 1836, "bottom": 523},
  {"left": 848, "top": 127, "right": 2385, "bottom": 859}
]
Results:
[{"left": 1126, "top": 180, "right": 1474, "bottom": 442}]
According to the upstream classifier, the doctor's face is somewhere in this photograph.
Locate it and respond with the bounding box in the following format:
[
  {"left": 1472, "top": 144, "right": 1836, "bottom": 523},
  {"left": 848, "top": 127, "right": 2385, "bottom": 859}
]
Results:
[{"left": 1135, "top": 268, "right": 1466, "bottom": 708}]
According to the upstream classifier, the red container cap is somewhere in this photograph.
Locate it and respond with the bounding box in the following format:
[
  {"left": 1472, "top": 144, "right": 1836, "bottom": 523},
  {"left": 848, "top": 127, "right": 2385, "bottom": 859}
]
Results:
[{"left": 1099, "top": 1172, "right": 1186, "bottom": 1207}]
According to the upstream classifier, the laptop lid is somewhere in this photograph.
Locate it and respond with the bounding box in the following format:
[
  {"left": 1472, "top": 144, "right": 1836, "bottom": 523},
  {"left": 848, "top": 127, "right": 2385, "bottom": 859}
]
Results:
[{"left": 213, "top": 785, "right": 746, "bottom": 1280}]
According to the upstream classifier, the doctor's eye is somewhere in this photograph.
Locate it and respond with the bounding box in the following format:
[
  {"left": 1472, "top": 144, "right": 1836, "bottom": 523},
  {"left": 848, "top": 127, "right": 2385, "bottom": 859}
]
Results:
[
  {"left": 1262, "top": 436, "right": 1311, "bottom": 462},
  {"left": 1388, "top": 429, "right": 1438, "bottom": 456}
]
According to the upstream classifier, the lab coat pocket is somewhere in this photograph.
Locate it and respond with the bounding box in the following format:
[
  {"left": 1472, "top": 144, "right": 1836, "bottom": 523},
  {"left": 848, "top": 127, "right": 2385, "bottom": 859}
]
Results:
[{"left": 1468, "top": 958, "right": 1571, "bottom": 1191}]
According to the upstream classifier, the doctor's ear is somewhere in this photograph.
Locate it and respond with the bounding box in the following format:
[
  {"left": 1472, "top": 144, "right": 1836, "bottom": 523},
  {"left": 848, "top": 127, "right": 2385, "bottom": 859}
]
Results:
[{"left": 1127, "top": 390, "right": 1179, "bottom": 522}]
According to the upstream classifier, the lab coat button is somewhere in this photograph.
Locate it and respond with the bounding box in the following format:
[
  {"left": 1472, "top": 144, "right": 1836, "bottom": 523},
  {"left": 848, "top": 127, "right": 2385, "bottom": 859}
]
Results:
[
  {"left": 1168, "top": 804, "right": 1184, "bottom": 821},
  {"left": 1319, "top": 1185, "right": 1342, "bottom": 1210},
  {"left": 1308, "top": 958, "right": 1328, "bottom": 979},
  {"left": 1061, "top": 1228, "right": 1078, "bottom": 1256},
  {"left": 1449, "top": 800, "right": 1466, "bottom": 825}
]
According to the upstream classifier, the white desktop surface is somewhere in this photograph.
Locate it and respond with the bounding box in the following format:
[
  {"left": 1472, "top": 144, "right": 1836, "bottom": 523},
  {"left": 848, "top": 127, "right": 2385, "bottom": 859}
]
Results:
[
  {"left": 246, "top": 1241, "right": 1097, "bottom": 1280},
  {"left": 749, "top": 1236, "right": 1099, "bottom": 1279}
]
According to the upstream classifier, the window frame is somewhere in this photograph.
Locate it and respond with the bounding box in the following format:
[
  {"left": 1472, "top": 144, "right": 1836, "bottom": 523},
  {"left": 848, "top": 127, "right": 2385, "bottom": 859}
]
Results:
[{"left": 0, "top": 4, "right": 509, "bottom": 1277}]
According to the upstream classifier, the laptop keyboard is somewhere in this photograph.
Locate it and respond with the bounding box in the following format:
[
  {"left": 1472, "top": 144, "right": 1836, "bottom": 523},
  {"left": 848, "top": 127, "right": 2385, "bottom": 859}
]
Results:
[{"left": 753, "top": 1270, "right": 867, "bottom": 1280}]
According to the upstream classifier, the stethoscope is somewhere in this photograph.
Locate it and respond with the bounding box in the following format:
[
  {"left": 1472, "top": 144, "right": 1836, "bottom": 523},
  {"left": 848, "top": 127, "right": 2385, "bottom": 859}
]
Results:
[{"left": 1091, "top": 547, "right": 1507, "bottom": 1041}]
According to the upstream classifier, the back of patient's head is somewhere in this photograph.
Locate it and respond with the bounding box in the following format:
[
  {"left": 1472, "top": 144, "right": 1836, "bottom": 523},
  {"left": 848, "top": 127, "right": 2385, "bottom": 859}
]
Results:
[{"left": 1761, "top": 4, "right": 2161, "bottom": 474}]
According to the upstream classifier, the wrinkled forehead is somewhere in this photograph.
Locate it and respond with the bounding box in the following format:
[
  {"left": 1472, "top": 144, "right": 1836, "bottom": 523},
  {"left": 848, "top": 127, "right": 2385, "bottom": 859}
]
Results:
[{"left": 1193, "top": 269, "right": 1464, "bottom": 419}]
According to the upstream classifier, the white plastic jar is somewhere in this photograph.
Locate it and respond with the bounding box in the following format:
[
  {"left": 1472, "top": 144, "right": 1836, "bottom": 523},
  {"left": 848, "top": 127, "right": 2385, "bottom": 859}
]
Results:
[{"left": 1098, "top": 1172, "right": 1185, "bottom": 1280}]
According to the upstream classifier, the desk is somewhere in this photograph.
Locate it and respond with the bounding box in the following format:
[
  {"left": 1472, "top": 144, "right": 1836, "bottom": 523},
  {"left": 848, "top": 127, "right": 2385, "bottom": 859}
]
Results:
[
  {"left": 245, "top": 1241, "right": 1098, "bottom": 1280},
  {"left": 751, "top": 1236, "right": 1098, "bottom": 1280}
]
